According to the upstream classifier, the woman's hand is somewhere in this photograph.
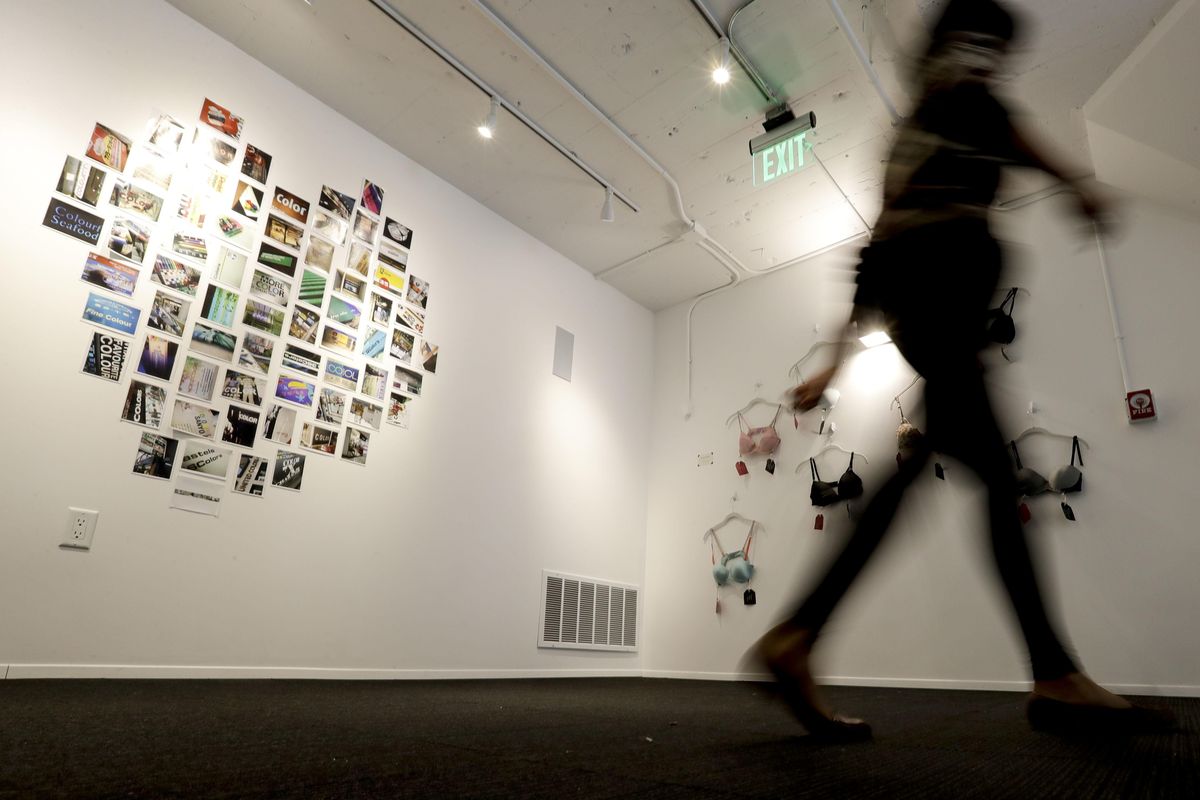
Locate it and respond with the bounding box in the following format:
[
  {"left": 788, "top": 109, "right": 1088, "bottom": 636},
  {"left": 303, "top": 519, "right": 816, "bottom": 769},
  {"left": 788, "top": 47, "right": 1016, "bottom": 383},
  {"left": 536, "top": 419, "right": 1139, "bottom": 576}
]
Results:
[{"left": 792, "top": 367, "right": 837, "bottom": 412}]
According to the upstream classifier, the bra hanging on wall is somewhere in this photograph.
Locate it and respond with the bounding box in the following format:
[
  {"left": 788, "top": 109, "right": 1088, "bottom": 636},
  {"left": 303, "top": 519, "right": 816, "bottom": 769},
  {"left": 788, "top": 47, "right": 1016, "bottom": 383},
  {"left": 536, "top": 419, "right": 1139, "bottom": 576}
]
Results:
[{"left": 703, "top": 512, "right": 759, "bottom": 614}]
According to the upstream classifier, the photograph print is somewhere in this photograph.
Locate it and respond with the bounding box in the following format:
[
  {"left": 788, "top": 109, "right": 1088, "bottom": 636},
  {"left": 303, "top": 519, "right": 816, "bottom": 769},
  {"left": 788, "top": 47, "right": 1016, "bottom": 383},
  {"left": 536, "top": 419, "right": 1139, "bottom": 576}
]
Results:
[
  {"left": 271, "top": 186, "right": 310, "bottom": 225},
  {"left": 382, "top": 217, "right": 413, "bottom": 249},
  {"left": 176, "top": 193, "right": 207, "bottom": 228},
  {"left": 361, "top": 180, "right": 383, "bottom": 216},
  {"left": 378, "top": 242, "right": 408, "bottom": 272},
  {"left": 316, "top": 387, "right": 346, "bottom": 425},
  {"left": 361, "top": 363, "right": 388, "bottom": 400},
  {"left": 200, "top": 284, "right": 240, "bottom": 329},
  {"left": 348, "top": 397, "right": 383, "bottom": 431},
  {"left": 318, "top": 185, "right": 355, "bottom": 220},
  {"left": 85, "top": 122, "right": 132, "bottom": 172},
  {"left": 281, "top": 343, "right": 322, "bottom": 378},
  {"left": 272, "top": 450, "right": 305, "bottom": 491},
  {"left": 81, "top": 332, "right": 131, "bottom": 383},
  {"left": 327, "top": 295, "right": 361, "bottom": 330},
  {"left": 275, "top": 374, "right": 316, "bottom": 407},
  {"left": 323, "top": 359, "right": 359, "bottom": 392},
  {"left": 151, "top": 254, "right": 202, "bottom": 297},
  {"left": 249, "top": 269, "right": 291, "bottom": 306},
  {"left": 237, "top": 331, "right": 275, "bottom": 375},
  {"left": 109, "top": 216, "right": 152, "bottom": 264},
  {"left": 121, "top": 380, "right": 167, "bottom": 429},
  {"left": 214, "top": 213, "right": 253, "bottom": 250},
  {"left": 288, "top": 306, "right": 320, "bottom": 345},
  {"left": 266, "top": 214, "right": 304, "bottom": 250},
  {"left": 145, "top": 114, "right": 186, "bottom": 155},
  {"left": 221, "top": 404, "right": 260, "bottom": 448},
  {"left": 171, "top": 230, "right": 209, "bottom": 263},
  {"left": 199, "top": 97, "right": 244, "bottom": 140},
  {"left": 396, "top": 304, "right": 425, "bottom": 334},
  {"left": 300, "top": 422, "right": 339, "bottom": 456},
  {"left": 368, "top": 292, "right": 392, "bottom": 326},
  {"left": 221, "top": 368, "right": 266, "bottom": 406},
  {"left": 212, "top": 245, "right": 249, "bottom": 288},
  {"left": 333, "top": 269, "right": 367, "bottom": 302},
  {"left": 319, "top": 324, "right": 357, "bottom": 357},
  {"left": 171, "top": 398, "right": 220, "bottom": 439},
  {"left": 190, "top": 321, "right": 238, "bottom": 362},
  {"left": 82, "top": 292, "right": 140, "bottom": 336},
  {"left": 258, "top": 242, "right": 298, "bottom": 278},
  {"left": 180, "top": 439, "right": 233, "bottom": 481},
  {"left": 352, "top": 210, "right": 378, "bottom": 245},
  {"left": 361, "top": 327, "right": 386, "bottom": 360},
  {"left": 136, "top": 334, "right": 180, "bottom": 382},
  {"left": 147, "top": 291, "right": 191, "bottom": 337},
  {"left": 298, "top": 269, "right": 327, "bottom": 309},
  {"left": 233, "top": 454, "right": 268, "bottom": 497},
  {"left": 303, "top": 236, "right": 335, "bottom": 273},
  {"left": 193, "top": 126, "right": 236, "bottom": 166},
  {"left": 374, "top": 263, "right": 405, "bottom": 298},
  {"left": 178, "top": 355, "right": 220, "bottom": 401},
  {"left": 242, "top": 299, "right": 285, "bottom": 337},
  {"left": 56, "top": 155, "right": 106, "bottom": 207},
  {"left": 341, "top": 427, "right": 370, "bottom": 466},
  {"left": 262, "top": 403, "right": 297, "bottom": 445},
  {"left": 420, "top": 340, "right": 438, "bottom": 374},
  {"left": 132, "top": 432, "right": 178, "bottom": 480},
  {"left": 346, "top": 241, "right": 371, "bottom": 276},
  {"left": 387, "top": 392, "right": 411, "bottom": 428},
  {"left": 109, "top": 179, "right": 164, "bottom": 222},
  {"left": 130, "top": 150, "right": 174, "bottom": 191},
  {"left": 406, "top": 275, "right": 430, "bottom": 309},
  {"left": 312, "top": 210, "right": 347, "bottom": 245},
  {"left": 390, "top": 328, "right": 414, "bottom": 364},
  {"left": 241, "top": 144, "right": 272, "bottom": 184},
  {"left": 81, "top": 251, "right": 138, "bottom": 297},
  {"left": 232, "top": 180, "right": 263, "bottom": 221},
  {"left": 393, "top": 366, "right": 423, "bottom": 397}
]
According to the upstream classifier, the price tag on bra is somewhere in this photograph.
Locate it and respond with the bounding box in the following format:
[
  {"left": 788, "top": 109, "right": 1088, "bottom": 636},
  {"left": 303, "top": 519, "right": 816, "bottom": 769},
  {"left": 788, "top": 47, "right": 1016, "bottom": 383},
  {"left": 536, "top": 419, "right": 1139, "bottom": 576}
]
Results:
[{"left": 814, "top": 513, "right": 824, "bottom": 531}]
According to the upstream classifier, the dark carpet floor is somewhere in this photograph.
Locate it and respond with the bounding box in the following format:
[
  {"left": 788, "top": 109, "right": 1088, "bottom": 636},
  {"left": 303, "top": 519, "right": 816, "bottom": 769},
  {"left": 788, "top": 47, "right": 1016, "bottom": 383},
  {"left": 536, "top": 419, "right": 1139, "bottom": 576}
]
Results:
[{"left": 0, "top": 678, "right": 1195, "bottom": 799}]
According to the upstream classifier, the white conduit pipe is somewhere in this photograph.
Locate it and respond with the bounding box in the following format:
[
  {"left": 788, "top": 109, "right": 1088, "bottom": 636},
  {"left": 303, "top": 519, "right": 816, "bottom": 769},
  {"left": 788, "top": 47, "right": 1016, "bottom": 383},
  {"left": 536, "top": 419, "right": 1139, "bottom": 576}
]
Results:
[
  {"left": 1092, "top": 224, "right": 1133, "bottom": 394},
  {"left": 824, "top": 0, "right": 902, "bottom": 123}
]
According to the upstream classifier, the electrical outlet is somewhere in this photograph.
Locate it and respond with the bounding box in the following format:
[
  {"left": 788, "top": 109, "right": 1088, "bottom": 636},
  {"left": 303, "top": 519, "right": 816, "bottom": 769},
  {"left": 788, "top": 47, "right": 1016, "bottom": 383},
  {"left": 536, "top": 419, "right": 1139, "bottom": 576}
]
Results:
[{"left": 61, "top": 507, "right": 99, "bottom": 550}]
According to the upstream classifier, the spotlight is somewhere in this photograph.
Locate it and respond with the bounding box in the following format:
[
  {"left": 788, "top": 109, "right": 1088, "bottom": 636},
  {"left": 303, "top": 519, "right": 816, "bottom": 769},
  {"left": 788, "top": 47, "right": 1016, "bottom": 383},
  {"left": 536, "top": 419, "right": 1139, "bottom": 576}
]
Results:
[
  {"left": 601, "top": 186, "right": 615, "bottom": 223},
  {"left": 859, "top": 330, "right": 892, "bottom": 348},
  {"left": 477, "top": 96, "right": 499, "bottom": 139},
  {"left": 712, "top": 37, "right": 731, "bottom": 85}
]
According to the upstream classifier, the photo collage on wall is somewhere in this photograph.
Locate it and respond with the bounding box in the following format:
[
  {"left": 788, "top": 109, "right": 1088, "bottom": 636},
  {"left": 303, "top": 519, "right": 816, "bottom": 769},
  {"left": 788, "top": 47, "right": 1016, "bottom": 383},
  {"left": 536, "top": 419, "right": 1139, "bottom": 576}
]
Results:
[{"left": 44, "top": 97, "right": 439, "bottom": 510}]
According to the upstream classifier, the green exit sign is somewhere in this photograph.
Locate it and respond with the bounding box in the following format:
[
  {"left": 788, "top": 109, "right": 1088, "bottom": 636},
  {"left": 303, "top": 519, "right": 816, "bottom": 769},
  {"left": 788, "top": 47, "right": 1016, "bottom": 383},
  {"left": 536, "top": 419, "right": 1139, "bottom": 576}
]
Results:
[{"left": 753, "top": 131, "right": 807, "bottom": 187}]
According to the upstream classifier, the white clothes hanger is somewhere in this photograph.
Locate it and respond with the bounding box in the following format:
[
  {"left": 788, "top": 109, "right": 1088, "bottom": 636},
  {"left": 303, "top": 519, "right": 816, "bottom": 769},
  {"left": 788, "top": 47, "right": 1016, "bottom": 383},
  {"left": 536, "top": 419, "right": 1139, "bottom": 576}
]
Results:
[
  {"left": 789, "top": 340, "right": 843, "bottom": 380},
  {"left": 796, "top": 444, "right": 869, "bottom": 472},
  {"left": 724, "top": 398, "right": 782, "bottom": 428},
  {"left": 1013, "top": 426, "right": 1090, "bottom": 450},
  {"left": 702, "top": 511, "right": 756, "bottom": 542}
]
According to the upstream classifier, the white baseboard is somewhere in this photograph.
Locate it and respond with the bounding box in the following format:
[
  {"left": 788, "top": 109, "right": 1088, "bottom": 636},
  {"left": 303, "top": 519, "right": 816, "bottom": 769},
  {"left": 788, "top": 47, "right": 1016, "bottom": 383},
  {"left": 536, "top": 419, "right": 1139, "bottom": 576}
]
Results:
[{"left": 3, "top": 664, "right": 644, "bottom": 681}]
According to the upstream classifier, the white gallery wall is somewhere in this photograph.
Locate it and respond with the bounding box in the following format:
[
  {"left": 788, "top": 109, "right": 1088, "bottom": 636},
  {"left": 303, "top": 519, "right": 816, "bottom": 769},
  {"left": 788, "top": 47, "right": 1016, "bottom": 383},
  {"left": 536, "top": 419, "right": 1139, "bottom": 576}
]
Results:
[
  {"left": 0, "top": 0, "right": 653, "bottom": 678},
  {"left": 642, "top": 191, "right": 1200, "bottom": 694}
]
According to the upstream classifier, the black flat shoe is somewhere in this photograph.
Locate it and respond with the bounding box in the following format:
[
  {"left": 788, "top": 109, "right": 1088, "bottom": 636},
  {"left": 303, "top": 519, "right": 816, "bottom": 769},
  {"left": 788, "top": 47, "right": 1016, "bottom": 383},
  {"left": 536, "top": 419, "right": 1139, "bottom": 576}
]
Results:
[{"left": 1026, "top": 694, "right": 1177, "bottom": 734}]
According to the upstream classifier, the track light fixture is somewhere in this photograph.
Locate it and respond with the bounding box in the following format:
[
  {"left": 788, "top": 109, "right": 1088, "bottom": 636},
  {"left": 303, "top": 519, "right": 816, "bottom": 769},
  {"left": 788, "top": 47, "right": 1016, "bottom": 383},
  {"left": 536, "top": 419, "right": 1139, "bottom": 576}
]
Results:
[
  {"left": 712, "top": 37, "right": 731, "bottom": 85},
  {"left": 601, "top": 186, "right": 615, "bottom": 223},
  {"left": 477, "top": 96, "right": 499, "bottom": 139}
]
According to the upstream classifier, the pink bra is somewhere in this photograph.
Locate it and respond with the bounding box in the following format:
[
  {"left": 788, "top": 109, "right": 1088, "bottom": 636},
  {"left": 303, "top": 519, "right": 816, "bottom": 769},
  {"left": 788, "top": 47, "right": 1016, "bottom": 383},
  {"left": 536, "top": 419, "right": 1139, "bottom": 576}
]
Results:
[{"left": 738, "top": 406, "right": 782, "bottom": 455}]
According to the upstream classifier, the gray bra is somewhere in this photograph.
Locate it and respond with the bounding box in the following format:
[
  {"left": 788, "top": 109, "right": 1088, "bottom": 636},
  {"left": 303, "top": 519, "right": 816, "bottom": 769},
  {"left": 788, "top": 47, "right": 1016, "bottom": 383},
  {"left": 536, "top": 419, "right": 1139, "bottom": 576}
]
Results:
[{"left": 1010, "top": 436, "right": 1083, "bottom": 498}]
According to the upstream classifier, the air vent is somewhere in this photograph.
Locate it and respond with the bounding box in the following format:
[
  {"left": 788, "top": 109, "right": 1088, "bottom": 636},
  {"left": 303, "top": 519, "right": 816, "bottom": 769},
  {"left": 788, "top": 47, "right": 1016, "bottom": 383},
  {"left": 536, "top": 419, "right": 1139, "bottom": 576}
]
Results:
[{"left": 538, "top": 570, "right": 639, "bottom": 652}]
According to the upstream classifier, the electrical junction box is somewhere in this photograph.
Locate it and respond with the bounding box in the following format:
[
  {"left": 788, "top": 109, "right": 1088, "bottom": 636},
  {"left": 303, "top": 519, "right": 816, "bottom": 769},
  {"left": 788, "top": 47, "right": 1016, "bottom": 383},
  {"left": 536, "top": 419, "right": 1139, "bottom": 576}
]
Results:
[{"left": 1126, "top": 389, "right": 1157, "bottom": 423}]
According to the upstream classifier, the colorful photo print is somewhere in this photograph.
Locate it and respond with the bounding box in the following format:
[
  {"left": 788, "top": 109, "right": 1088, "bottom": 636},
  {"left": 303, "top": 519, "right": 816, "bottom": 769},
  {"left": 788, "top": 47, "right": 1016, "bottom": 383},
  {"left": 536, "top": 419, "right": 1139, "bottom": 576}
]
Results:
[
  {"left": 282, "top": 343, "right": 322, "bottom": 378},
  {"left": 361, "top": 327, "right": 386, "bottom": 360},
  {"left": 82, "top": 292, "right": 140, "bottom": 335},
  {"left": 232, "top": 180, "right": 263, "bottom": 220},
  {"left": 318, "top": 185, "right": 355, "bottom": 220},
  {"left": 137, "top": 334, "right": 179, "bottom": 382},
  {"left": 320, "top": 324, "right": 357, "bottom": 356},
  {"left": 242, "top": 299, "right": 285, "bottom": 337},
  {"left": 130, "top": 150, "right": 173, "bottom": 191},
  {"left": 200, "top": 97, "right": 244, "bottom": 140},
  {"left": 121, "top": 380, "right": 166, "bottom": 429},
  {"left": 397, "top": 304, "right": 425, "bottom": 334},
  {"left": 352, "top": 211, "right": 378, "bottom": 245},
  {"left": 378, "top": 243, "right": 408, "bottom": 272},
  {"left": 334, "top": 270, "right": 367, "bottom": 302},
  {"left": 191, "top": 321, "right": 237, "bottom": 362},
  {"left": 367, "top": 293, "right": 393, "bottom": 326},
  {"left": 393, "top": 366, "right": 424, "bottom": 397},
  {"left": 241, "top": 144, "right": 272, "bottom": 184},
  {"left": 109, "top": 216, "right": 152, "bottom": 264},
  {"left": 81, "top": 251, "right": 138, "bottom": 297},
  {"left": 361, "top": 180, "right": 384, "bottom": 216},
  {"left": 266, "top": 214, "right": 304, "bottom": 250},
  {"left": 275, "top": 374, "right": 316, "bottom": 407},
  {"left": 221, "top": 404, "right": 260, "bottom": 448},
  {"left": 348, "top": 397, "right": 383, "bottom": 431},
  {"left": 263, "top": 403, "right": 297, "bottom": 445},
  {"left": 390, "top": 328, "right": 415, "bottom": 364},
  {"left": 298, "top": 269, "right": 327, "bottom": 309},
  {"left": 172, "top": 230, "right": 208, "bottom": 263},
  {"left": 132, "top": 432, "right": 178, "bottom": 479},
  {"left": 346, "top": 241, "right": 371, "bottom": 276},
  {"left": 300, "top": 422, "right": 339, "bottom": 456},
  {"left": 180, "top": 439, "right": 232, "bottom": 480},
  {"left": 323, "top": 359, "right": 359, "bottom": 392},
  {"left": 303, "top": 236, "right": 334, "bottom": 272},
  {"left": 147, "top": 291, "right": 191, "bottom": 337},
  {"left": 387, "top": 392, "right": 411, "bottom": 428},
  {"left": 237, "top": 331, "right": 275, "bottom": 375},
  {"left": 288, "top": 306, "right": 320, "bottom": 345},
  {"left": 171, "top": 399, "right": 220, "bottom": 439},
  {"left": 272, "top": 450, "right": 306, "bottom": 491},
  {"left": 179, "top": 355, "right": 220, "bottom": 401},
  {"left": 82, "top": 332, "right": 130, "bottom": 382},
  {"left": 42, "top": 198, "right": 104, "bottom": 245},
  {"left": 258, "top": 241, "right": 298, "bottom": 278},
  {"left": 212, "top": 245, "right": 248, "bottom": 288},
  {"left": 214, "top": 214, "right": 252, "bottom": 249},
  {"left": 199, "top": 164, "right": 228, "bottom": 195},
  {"left": 341, "top": 427, "right": 370, "bottom": 466},
  {"left": 109, "top": 179, "right": 164, "bottom": 222},
  {"left": 200, "top": 284, "right": 240, "bottom": 329},
  {"left": 221, "top": 368, "right": 266, "bottom": 406},
  {"left": 406, "top": 275, "right": 430, "bottom": 309},
  {"left": 151, "top": 254, "right": 201, "bottom": 296},
  {"left": 145, "top": 114, "right": 186, "bottom": 155},
  {"left": 176, "top": 192, "right": 207, "bottom": 228},
  {"left": 316, "top": 387, "right": 346, "bottom": 425},
  {"left": 374, "top": 263, "right": 406, "bottom": 298},
  {"left": 271, "top": 186, "right": 310, "bottom": 225},
  {"left": 327, "top": 295, "right": 362, "bottom": 330},
  {"left": 248, "top": 269, "right": 290, "bottom": 306},
  {"left": 312, "top": 210, "right": 346, "bottom": 245},
  {"left": 382, "top": 217, "right": 413, "bottom": 249},
  {"left": 57, "top": 155, "right": 106, "bottom": 206},
  {"left": 420, "top": 340, "right": 439, "bottom": 374},
  {"left": 85, "top": 122, "right": 132, "bottom": 172},
  {"left": 361, "top": 363, "right": 388, "bottom": 400},
  {"left": 233, "top": 454, "right": 269, "bottom": 497},
  {"left": 193, "top": 126, "right": 236, "bottom": 166}
]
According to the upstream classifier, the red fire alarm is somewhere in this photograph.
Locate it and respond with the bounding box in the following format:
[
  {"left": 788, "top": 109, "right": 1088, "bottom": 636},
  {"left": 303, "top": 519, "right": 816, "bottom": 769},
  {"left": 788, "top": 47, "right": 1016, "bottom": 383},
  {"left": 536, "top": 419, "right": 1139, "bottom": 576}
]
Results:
[{"left": 1126, "top": 389, "right": 1157, "bottom": 423}]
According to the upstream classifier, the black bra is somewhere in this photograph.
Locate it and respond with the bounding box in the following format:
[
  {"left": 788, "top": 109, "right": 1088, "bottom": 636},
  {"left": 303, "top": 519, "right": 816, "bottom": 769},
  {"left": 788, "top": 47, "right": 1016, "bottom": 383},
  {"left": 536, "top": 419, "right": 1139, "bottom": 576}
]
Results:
[{"left": 810, "top": 454, "right": 863, "bottom": 506}]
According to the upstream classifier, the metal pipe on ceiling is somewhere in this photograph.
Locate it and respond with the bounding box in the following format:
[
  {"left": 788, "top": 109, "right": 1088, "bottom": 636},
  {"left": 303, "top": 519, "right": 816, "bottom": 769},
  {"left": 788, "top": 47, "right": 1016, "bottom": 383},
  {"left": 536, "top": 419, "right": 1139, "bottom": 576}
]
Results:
[
  {"left": 364, "top": 0, "right": 640, "bottom": 214},
  {"left": 822, "top": 0, "right": 902, "bottom": 122},
  {"left": 686, "top": 0, "right": 785, "bottom": 110}
]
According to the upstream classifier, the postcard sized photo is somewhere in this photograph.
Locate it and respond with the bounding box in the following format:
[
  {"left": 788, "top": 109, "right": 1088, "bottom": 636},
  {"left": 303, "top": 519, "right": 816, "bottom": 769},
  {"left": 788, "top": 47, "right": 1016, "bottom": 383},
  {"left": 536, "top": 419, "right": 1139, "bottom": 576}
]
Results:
[
  {"left": 378, "top": 242, "right": 408, "bottom": 272},
  {"left": 323, "top": 359, "right": 359, "bottom": 392},
  {"left": 396, "top": 304, "right": 425, "bottom": 334},
  {"left": 171, "top": 398, "right": 220, "bottom": 439},
  {"left": 193, "top": 126, "right": 236, "bottom": 166},
  {"left": 300, "top": 422, "right": 339, "bottom": 456},
  {"left": 320, "top": 323, "right": 357, "bottom": 357},
  {"left": 137, "top": 333, "right": 180, "bottom": 382},
  {"left": 109, "top": 179, "right": 164, "bottom": 222},
  {"left": 42, "top": 198, "right": 103, "bottom": 246},
  {"left": 130, "top": 150, "right": 174, "bottom": 191},
  {"left": 387, "top": 392, "right": 411, "bottom": 428},
  {"left": 249, "top": 269, "right": 291, "bottom": 307},
  {"left": 237, "top": 331, "right": 275, "bottom": 375},
  {"left": 361, "top": 180, "right": 383, "bottom": 216},
  {"left": 200, "top": 284, "right": 240, "bottom": 329},
  {"left": 82, "top": 292, "right": 140, "bottom": 336},
  {"left": 303, "top": 236, "right": 335, "bottom": 273},
  {"left": 318, "top": 185, "right": 355, "bottom": 221},
  {"left": 406, "top": 275, "right": 430, "bottom": 309},
  {"left": 263, "top": 403, "right": 297, "bottom": 445},
  {"left": 327, "top": 295, "right": 361, "bottom": 330},
  {"left": 348, "top": 397, "right": 383, "bottom": 431},
  {"left": 382, "top": 218, "right": 413, "bottom": 250},
  {"left": 213, "top": 214, "right": 253, "bottom": 250},
  {"left": 222, "top": 404, "right": 260, "bottom": 448},
  {"left": 241, "top": 144, "right": 271, "bottom": 185},
  {"left": 221, "top": 368, "right": 266, "bottom": 406},
  {"left": 272, "top": 450, "right": 306, "bottom": 491},
  {"left": 420, "top": 340, "right": 439, "bottom": 374},
  {"left": 275, "top": 374, "right": 316, "bottom": 408},
  {"left": 346, "top": 241, "right": 371, "bottom": 277},
  {"left": 257, "top": 242, "right": 298, "bottom": 278},
  {"left": 271, "top": 186, "right": 310, "bottom": 225},
  {"left": 179, "top": 355, "right": 220, "bottom": 402},
  {"left": 352, "top": 210, "right": 378, "bottom": 245},
  {"left": 361, "top": 363, "right": 388, "bottom": 401},
  {"left": 151, "top": 254, "right": 201, "bottom": 297},
  {"left": 110, "top": 216, "right": 152, "bottom": 264},
  {"left": 190, "top": 321, "right": 238, "bottom": 363},
  {"left": 145, "top": 114, "right": 186, "bottom": 156},
  {"left": 334, "top": 270, "right": 367, "bottom": 303},
  {"left": 121, "top": 380, "right": 166, "bottom": 429},
  {"left": 232, "top": 454, "right": 268, "bottom": 497},
  {"left": 312, "top": 210, "right": 346, "bottom": 245},
  {"left": 242, "top": 299, "right": 285, "bottom": 337},
  {"left": 82, "top": 332, "right": 131, "bottom": 383},
  {"left": 180, "top": 438, "right": 233, "bottom": 481},
  {"left": 147, "top": 291, "right": 191, "bottom": 337},
  {"left": 298, "top": 269, "right": 327, "bottom": 310},
  {"left": 86, "top": 122, "right": 132, "bottom": 172},
  {"left": 170, "top": 476, "right": 223, "bottom": 517},
  {"left": 231, "top": 180, "right": 263, "bottom": 221},
  {"left": 316, "top": 387, "right": 346, "bottom": 425},
  {"left": 199, "top": 165, "right": 228, "bottom": 196},
  {"left": 200, "top": 97, "right": 244, "bottom": 141},
  {"left": 393, "top": 366, "right": 424, "bottom": 397},
  {"left": 368, "top": 292, "right": 393, "bottom": 326},
  {"left": 266, "top": 214, "right": 305, "bottom": 250},
  {"left": 176, "top": 192, "right": 208, "bottom": 228},
  {"left": 341, "top": 427, "right": 370, "bottom": 466},
  {"left": 288, "top": 307, "right": 320, "bottom": 345},
  {"left": 373, "top": 263, "right": 406, "bottom": 298},
  {"left": 212, "top": 245, "right": 249, "bottom": 289},
  {"left": 171, "top": 230, "right": 209, "bottom": 263},
  {"left": 361, "top": 327, "right": 386, "bottom": 360},
  {"left": 132, "top": 432, "right": 179, "bottom": 480},
  {"left": 56, "top": 155, "right": 106, "bottom": 207},
  {"left": 281, "top": 343, "right": 322, "bottom": 378},
  {"left": 390, "top": 328, "right": 414, "bottom": 364},
  {"left": 81, "top": 251, "right": 138, "bottom": 298}
]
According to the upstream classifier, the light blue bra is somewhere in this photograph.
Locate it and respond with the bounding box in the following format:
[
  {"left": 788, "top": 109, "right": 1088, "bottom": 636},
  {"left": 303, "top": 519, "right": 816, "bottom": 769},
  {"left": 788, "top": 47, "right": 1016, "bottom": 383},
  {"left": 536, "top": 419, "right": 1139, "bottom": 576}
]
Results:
[{"left": 709, "top": 522, "right": 756, "bottom": 586}]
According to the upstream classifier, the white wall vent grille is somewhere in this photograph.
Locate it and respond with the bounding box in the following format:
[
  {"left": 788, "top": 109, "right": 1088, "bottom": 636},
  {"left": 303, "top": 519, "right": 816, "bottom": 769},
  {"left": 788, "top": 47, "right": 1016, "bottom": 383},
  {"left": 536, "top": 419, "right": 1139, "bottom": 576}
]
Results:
[{"left": 538, "top": 570, "right": 639, "bottom": 652}]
